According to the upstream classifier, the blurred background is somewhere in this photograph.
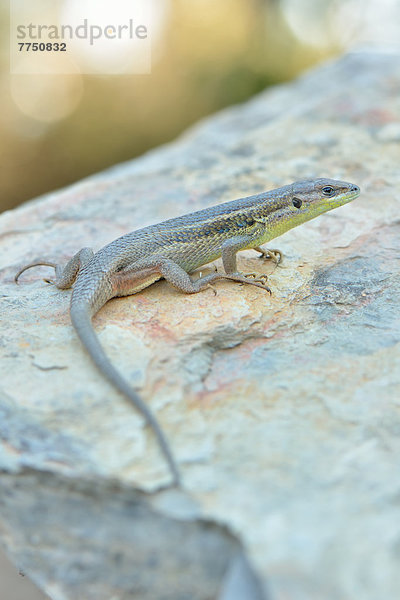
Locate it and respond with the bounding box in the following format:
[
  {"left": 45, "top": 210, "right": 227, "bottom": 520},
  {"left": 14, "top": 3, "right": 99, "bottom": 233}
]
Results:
[
  {"left": 1, "top": 0, "right": 399, "bottom": 598},
  {"left": 2, "top": 0, "right": 398, "bottom": 215}
]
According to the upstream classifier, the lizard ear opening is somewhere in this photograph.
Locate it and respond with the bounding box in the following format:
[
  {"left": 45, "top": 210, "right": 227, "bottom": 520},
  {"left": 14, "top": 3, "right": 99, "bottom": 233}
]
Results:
[{"left": 292, "top": 197, "right": 302, "bottom": 209}]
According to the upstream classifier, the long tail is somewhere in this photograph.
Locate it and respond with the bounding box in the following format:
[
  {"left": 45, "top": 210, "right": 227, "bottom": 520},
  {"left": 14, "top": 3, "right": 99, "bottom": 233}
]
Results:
[{"left": 70, "top": 303, "right": 181, "bottom": 486}]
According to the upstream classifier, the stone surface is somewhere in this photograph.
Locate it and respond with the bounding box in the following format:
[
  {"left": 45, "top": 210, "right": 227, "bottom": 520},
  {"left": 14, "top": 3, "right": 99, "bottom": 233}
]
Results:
[{"left": 1, "top": 50, "right": 400, "bottom": 600}]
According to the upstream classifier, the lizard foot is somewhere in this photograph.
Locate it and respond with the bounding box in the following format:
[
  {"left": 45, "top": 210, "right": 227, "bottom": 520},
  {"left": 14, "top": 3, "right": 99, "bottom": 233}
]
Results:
[
  {"left": 257, "top": 248, "right": 282, "bottom": 264},
  {"left": 225, "top": 272, "right": 271, "bottom": 294},
  {"left": 243, "top": 272, "right": 269, "bottom": 284}
]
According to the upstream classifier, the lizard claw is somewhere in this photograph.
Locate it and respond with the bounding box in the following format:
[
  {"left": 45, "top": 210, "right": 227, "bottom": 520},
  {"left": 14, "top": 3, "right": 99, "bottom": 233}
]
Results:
[
  {"left": 243, "top": 272, "right": 269, "bottom": 284},
  {"left": 228, "top": 272, "right": 272, "bottom": 294},
  {"left": 207, "top": 283, "right": 217, "bottom": 296},
  {"left": 257, "top": 248, "right": 283, "bottom": 264},
  {"left": 245, "top": 273, "right": 271, "bottom": 294}
]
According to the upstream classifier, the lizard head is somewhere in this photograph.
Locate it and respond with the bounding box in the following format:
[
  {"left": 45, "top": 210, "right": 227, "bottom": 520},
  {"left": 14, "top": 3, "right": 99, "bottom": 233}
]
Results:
[
  {"left": 290, "top": 178, "right": 360, "bottom": 214},
  {"left": 262, "top": 178, "right": 360, "bottom": 240}
]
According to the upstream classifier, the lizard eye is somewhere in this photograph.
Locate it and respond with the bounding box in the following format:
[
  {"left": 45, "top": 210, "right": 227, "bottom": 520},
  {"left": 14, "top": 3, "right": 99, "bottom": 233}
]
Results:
[
  {"left": 292, "top": 197, "right": 302, "bottom": 209},
  {"left": 322, "top": 186, "right": 335, "bottom": 197}
]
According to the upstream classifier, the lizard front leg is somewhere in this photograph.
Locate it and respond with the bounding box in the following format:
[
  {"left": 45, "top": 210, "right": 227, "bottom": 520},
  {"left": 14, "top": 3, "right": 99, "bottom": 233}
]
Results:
[
  {"left": 15, "top": 248, "right": 94, "bottom": 289},
  {"left": 220, "top": 235, "right": 272, "bottom": 292}
]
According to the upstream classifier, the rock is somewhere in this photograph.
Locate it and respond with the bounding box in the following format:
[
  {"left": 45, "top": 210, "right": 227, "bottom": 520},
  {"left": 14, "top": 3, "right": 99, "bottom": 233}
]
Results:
[{"left": 1, "top": 50, "right": 400, "bottom": 600}]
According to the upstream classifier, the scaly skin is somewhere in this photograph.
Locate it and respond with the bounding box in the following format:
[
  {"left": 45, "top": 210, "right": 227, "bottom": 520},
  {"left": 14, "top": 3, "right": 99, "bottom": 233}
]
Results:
[{"left": 15, "top": 178, "right": 360, "bottom": 486}]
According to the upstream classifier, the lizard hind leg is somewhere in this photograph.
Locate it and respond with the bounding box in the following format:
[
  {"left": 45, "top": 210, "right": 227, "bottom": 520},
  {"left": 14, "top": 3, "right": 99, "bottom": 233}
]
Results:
[
  {"left": 117, "top": 258, "right": 271, "bottom": 295},
  {"left": 15, "top": 247, "right": 94, "bottom": 289}
]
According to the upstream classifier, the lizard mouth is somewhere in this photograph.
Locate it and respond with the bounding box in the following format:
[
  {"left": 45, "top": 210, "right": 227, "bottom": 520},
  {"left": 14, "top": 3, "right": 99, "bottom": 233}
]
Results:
[{"left": 327, "top": 186, "right": 360, "bottom": 208}]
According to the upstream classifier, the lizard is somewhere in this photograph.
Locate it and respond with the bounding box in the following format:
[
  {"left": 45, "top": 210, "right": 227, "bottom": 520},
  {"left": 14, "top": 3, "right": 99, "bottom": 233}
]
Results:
[{"left": 15, "top": 178, "right": 360, "bottom": 487}]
